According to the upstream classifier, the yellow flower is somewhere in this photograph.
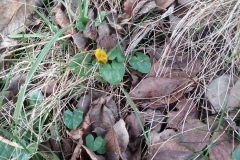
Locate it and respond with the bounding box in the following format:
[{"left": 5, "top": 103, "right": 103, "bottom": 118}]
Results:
[{"left": 94, "top": 48, "right": 108, "bottom": 64}]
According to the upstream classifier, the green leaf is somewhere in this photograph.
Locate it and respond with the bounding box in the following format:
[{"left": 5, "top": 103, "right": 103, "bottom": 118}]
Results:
[
  {"left": 232, "top": 145, "right": 240, "bottom": 160},
  {"left": 94, "top": 11, "right": 107, "bottom": 27},
  {"left": 100, "top": 60, "right": 125, "bottom": 85},
  {"left": 94, "top": 136, "right": 104, "bottom": 151},
  {"left": 77, "top": 16, "right": 90, "bottom": 31},
  {"left": 86, "top": 134, "right": 96, "bottom": 151},
  {"left": 129, "top": 52, "right": 151, "bottom": 73},
  {"left": 108, "top": 47, "right": 125, "bottom": 63},
  {"left": 69, "top": 52, "right": 93, "bottom": 77},
  {"left": 97, "top": 145, "right": 106, "bottom": 154},
  {"left": 27, "top": 90, "right": 44, "bottom": 108},
  {"left": 63, "top": 109, "right": 83, "bottom": 130}
]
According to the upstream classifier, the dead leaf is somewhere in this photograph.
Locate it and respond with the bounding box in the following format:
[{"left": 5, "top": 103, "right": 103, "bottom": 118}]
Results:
[
  {"left": 53, "top": 7, "right": 76, "bottom": 35},
  {"left": 41, "top": 81, "right": 57, "bottom": 96},
  {"left": 0, "top": 0, "right": 34, "bottom": 35},
  {"left": 206, "top": 74, "right": 237, "bottom": 112},
  {"left": 77, "top": 91, "right": 105, "bottom": 114},
  {"left": 97, "top": 21, "right": 111, "bottom": 40},
  {"left": 154, "top": 0, "right": 174, "bottom": 10},
  {"left": 167, "top": 99, "right": 197, "bottom": 129},
  {"left": 89, "top": 96, "right": 117, "bottom": 130},
  {"left": 147, "top": 58, "right": 202, "bottom": 78},
  {"left": 83, "top": 22, "right": 98, "bottom": 40},
  {"left": 71, "top": 139, "right": 83, "bottom": 160},
  {"left": 148, "top": 141, "right": 194, "bottom": 160},
  {"left": 137, "top": 1, "right": 156, "bottom": 16},
  {"left": 113, "top": 119, "right": 129, "bottom": 153},
  {"left": 81, "top": 145, "right": 106, "bottom": 160},
  {"left": 123, "top": 0, "right": 156, "bottom": 20},
  {"left": 72, "top": 32, "right": 88, "bottom": 51},
  {"left": 227, "top": 78, "right": 240, "bottom": 108},
  {"left": 130, "top": 77, "right": 189, "bottom": 98},
  {"left": 177, "top": 119, "right": 211, "bottom": 151},
  {"left": 6, "top": 73, "right": 27, "bottom": 95},
  {"left": 106, "top": 10, "right": 123, "bottom": 30},
  {"left": 150, "top": 129, "right": 176, "bottom": 144},
  {"left": 104, "top": 127, "right": 122, "bottom": 155},
  {"left": 209, "top": 133, "right": 237, "bottom": 160},
  {"left": 67, "top": 113, "right": 90, "bottom": 139},
  {"left": 97, "top": 34, "right": 118, "bottom": 52},
  {"left": 125, "top": 113, "right": 145, "bottom": 139}
]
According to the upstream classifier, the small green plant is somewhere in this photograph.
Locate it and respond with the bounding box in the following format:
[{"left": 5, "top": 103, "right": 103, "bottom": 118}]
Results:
[
  {"left": 232, "top": 145, "right": 240, "bottom": 160},
  {"left": 27, "top": 90, "right": 44, "bottom": 108},
  {"left": 69, "top": 48, "right": 151, "bottom": 85},
  {"left": 63, "top": 109, "right": 83, "bottom": 130},
  {"left": 77, "top": 0, "right": 90, "bottom": 31},
  {"left": 86, "top": 134, "right": 106, "bottom": 154},
  {"left": 129, "top": 52, "right": 151, "bottom": 73},
  {"left": 95, "top": 11, "right": 107, "bottom": 27}
]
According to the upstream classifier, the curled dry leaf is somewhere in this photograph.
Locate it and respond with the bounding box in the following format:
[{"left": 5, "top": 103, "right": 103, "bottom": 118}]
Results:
[
  {"left": 0, "top": 0, "right": 34, "bottom": 35},
  {"left": 130, "top": 77, "right": 189, "bottom": 98},
  {"left": 167, "top": 99, "right": 197, "bottom": 129},
  {"left": 83, "top": 22, "right": 98, "bottom": 40},
  {"left": 81, "top": 145, "right": 105, "bottom": 160},
  {"left": 106, "top": 10, "right": 123, "bottom": 30},
  {"left": 71, "top": 139, "right": 83, "bottom": 160},
  {"left": 53, "top": 7, "right": 76, "bottom": 35}
]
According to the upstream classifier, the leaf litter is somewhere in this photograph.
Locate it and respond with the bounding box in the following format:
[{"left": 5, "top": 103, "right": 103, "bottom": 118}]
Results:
[{"left": 1, "top": 0, "right": 240, "bottom": 159}]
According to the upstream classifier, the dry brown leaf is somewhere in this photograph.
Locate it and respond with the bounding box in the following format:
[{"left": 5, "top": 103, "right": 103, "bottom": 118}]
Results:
[
  {"left": 104, "top": 127, "right": 122, "bottom": 154},
  {"left": 177, "top": 119, "right": 211, "bottom": 151},
  {"left": 77, "top": 91, "right": 105, "bottom": 114},
  {"left": 209, "top": 133, "right": 237, "bottom": 160},
  {"left": 106, "top": 11, "right": 123, "bottom": 30},
  {"left": 148, "top": 141, "right": 194, "bottom": 160},
  {"left": 81, "top": 145, "right": 105, "bottom": 160},
  {"left": 53, "top": 7, "right": 76, "bottom": 35},
  {"left": 113, "top": 119, "right": 129, "bottom": 153},
  {"left": 227, "top": 78, "right": 240, "bottom": 108},
  {"left": 41, "top": 81, "right": 57, "bottom": 96},
  {"left": 0, "top": 0, "right": 34, "bottom": 35},
  {"left": 72, "top": 32, "right": 88, "bottom": 51},
  {"left": 206, "top": 74, "right": 237, "bottom": 112},
  {"left": 130, "top": 77, "right": 188, "bottom": 98},
  {"left": 125, "top": 113, "right": 145, "bottom": 139},
  {"left": 154, "top": 0, "right": 174, "bottom": 10},
  {"left": 71, "top": 139, "right": 83, "bottom": 160},
  {"left": 83, "top": 22, "right": 98, "bottom": 40},
  {"left": 167, "top": 99, "right": 197, "bottom": 129},
  {"left": 123, "top": 0, "right": 138, "bottom": 18},
  {"left": 89, "top": 97, "right": 117, "bottom": 130},
  {"left": 137, "top": 1, "right": 156, "bottom": 16},
  {"left": 6, "top": 73, "right": 27, "bottom": 95},
  {"left": 147, "top": 58, "right": 202, "bottom": 78},
  {"left": 97, "top": 34, "right": 118, "bottom": 52}
]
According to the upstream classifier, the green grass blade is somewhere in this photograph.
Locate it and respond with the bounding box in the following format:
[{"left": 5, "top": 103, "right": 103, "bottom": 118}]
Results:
[
  {"left": 120, "top": 87, "right": 150, "bottom": 147},
  {"left": 8, "top": 34, "right": 47, "bottom": 39},
  {"left": 14, "top": 25, "right": 73, "bottom": 121}
]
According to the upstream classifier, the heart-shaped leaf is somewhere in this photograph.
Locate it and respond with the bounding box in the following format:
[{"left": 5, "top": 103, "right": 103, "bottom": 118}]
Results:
[
  {"left": 100, "top": 60, "right": 125, "bottom": 85},
  {"left": 86, "top": 134, "right": 106, "bottom": 153},
  {"left": 108, "top": 47, "right": 125, "bottom": 63},
  {"left": 86, "top": 134, "right": 96, "bottom": 151},
  {"left": 129, "top": 52, "right": 151, "bottom": 73},
  {"left": 63, "top": 109, "right": 83, "bottom": 130},
  {"left": 232, "top": 145, "right": 240, "bottom": 160}
]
